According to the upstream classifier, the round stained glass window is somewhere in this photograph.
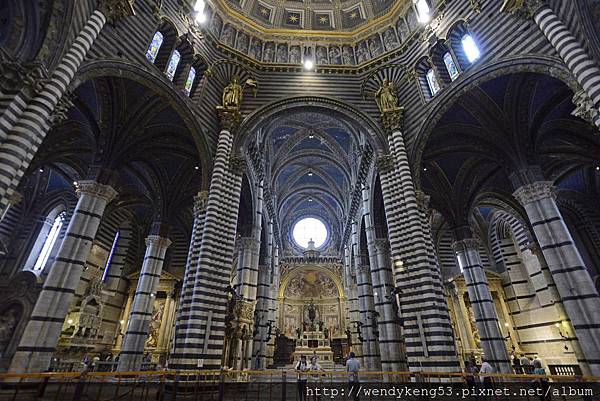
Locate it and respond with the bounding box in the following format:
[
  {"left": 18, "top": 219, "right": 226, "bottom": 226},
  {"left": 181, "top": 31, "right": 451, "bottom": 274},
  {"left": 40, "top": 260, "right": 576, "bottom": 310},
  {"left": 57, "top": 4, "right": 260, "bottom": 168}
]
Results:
[{"left": 292, "top": 217, "right": 328, "bottom": 249}]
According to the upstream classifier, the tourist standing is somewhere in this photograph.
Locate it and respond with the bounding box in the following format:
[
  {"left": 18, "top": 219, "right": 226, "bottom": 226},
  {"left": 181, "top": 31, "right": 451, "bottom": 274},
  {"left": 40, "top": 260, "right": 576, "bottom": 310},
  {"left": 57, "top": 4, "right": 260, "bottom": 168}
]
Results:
[
  {"left": 296, "top": 356, "right": 309, "bottom": 401},
  {"left": 479, "top": 358, "right": 494, "bottom": 388},
  {"left": 346, "top": 352, "right": 360, "bottom": 401}
]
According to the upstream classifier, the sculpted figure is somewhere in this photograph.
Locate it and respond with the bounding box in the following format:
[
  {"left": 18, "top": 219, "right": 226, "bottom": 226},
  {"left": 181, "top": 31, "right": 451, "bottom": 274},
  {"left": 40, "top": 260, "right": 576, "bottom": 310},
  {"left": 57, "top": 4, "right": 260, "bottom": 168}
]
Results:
[
  {"left": 222, "top": 75, "right": 243, "bottom": 109},
  {"left": 375, "top": 79, "right": 398, "bottom": 113}
]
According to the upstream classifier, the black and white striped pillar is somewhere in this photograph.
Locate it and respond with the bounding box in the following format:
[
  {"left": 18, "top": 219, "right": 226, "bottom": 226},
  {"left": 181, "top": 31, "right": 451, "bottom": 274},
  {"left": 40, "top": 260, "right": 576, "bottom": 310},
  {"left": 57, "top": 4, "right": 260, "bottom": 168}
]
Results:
[
  {"left": 172, "top": 192, "right": 208, "bottom": 355},
  {"left": 515, "top": 1, "right": 600, "bottom": 128},
  {"left": 511, "top": 169, "right": 600, "bottom": 375},
  {"left": 344, "top": 245, "right": 362, "bottom": 357},
  {"left": 378, "top": 126, "right": 459, "bottom": 372},
  {"left": 0, "top": 3, "right": 134, "bottom": 217},
  {"left": 451, "top": 237, "right": 512, "bottom": 373},
  {"left": 118, "top": 235, "right": 171, "bottom": 372},
  {"left": 169, "top": 120, "right": 244, "bottom": 370},
  {"left": 254, "top": 220, "right": 273, "bottom": 369},
  {"left": 362, "top": 186, "right": 405, "bottom": 371},
  {"left": 9, "top": 180, "right": 117, "bottom": 373},
  {"left": 352, "top": 221, "right": 381, "bottom": 370}
]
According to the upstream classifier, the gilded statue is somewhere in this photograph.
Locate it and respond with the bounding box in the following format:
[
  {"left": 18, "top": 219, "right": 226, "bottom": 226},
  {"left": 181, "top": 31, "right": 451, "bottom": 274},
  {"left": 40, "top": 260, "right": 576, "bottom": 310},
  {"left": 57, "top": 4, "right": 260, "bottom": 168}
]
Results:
[
  {"left": 375, "top": 79, "right": 399, "bottom": 113},
  {"left": 220, "top": 75, "right": 258, "bottom": 111}
]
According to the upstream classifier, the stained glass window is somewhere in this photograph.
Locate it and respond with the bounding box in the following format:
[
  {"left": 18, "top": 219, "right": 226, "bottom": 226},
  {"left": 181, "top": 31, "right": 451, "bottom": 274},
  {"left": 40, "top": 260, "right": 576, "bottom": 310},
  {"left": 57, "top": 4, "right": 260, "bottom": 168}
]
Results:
[
  {"left": 462, "top": 34, "right": 481, "bottom": 63},
  {"left": 184, "top": 66, "right": 196, "bottom": 96},
  {"left": 444, "top": 52, "right": 459, "bottom": 81},
  {"left": 34, "top": 212, "right": 65, "bottom": 271},
  {"left": 146, "top": 31, "right": 164, "bottom": 63},
  {"left": 166, "top": 50, "right": 181, "bottom": 81},
  {"left": 426, "top": 68, "right": 440, "bottom": 96}
]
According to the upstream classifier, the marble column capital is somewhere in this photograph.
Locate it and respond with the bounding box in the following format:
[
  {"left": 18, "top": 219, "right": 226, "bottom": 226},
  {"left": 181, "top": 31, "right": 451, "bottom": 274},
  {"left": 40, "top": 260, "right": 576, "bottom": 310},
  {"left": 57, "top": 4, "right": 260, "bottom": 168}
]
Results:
[
  {"left": 415, "top": 190, "right": 431, "bottom": 211},
  {"left": 381, "top": 108, "right": 405, "bottom": 133},
  {"left": 145, "top": 235, "right": 172, "bottom": 249},
  {"left": 229, "top": 154, "right": 246, "bottom": 175},
  {"left": 193, "top": 191, "right": 209, "bottom": 216},
  {"left": 571, "top": 89, "right": 599, "bottom": 125},
  {"left": 451, "top": 238, "right": 480, "bottom": 253},
  {"left": 75, "top": 180, "right": 117, "bottom": 202},
  {"left": 7, "top": 191, "right": 23, "bottom": 205},
  {"left": 500, "top": 0, "right": 546, "bottom": 16},
  {"left": 376, "top": 153, "right": 395, "bottom": 173},
  {"left": 97, "top": 0, "right": 136, "bottom": 22},
  {"left": 239, "top": 236, "right": 260, "bottom": 251},
  {"left": 512, "top": 181, "right": 555, "bottom": 205},
  {"left": 373, "top": 238, "right": 390, "bottom": 253}
]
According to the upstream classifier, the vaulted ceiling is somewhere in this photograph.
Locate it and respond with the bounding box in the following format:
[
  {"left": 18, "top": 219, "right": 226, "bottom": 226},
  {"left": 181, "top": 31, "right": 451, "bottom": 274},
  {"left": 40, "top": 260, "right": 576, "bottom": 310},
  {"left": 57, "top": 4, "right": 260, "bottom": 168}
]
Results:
[{"left": 257, "top": 110, "right": 364, "bottom": 255}]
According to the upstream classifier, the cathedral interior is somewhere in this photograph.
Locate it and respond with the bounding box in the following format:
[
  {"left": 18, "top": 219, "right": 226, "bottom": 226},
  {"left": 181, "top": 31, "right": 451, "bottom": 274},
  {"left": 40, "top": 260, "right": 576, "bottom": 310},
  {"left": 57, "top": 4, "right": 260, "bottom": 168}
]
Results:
[{"left": 2, "top": 0, "right": 600, "bottom": 385}]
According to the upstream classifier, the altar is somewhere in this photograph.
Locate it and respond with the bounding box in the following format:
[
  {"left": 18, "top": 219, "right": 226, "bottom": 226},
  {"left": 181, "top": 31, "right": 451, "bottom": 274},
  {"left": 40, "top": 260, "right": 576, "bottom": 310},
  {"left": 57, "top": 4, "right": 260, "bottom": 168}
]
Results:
[{"left": 293, "top": 330, "right": 335, "bottom": 369}]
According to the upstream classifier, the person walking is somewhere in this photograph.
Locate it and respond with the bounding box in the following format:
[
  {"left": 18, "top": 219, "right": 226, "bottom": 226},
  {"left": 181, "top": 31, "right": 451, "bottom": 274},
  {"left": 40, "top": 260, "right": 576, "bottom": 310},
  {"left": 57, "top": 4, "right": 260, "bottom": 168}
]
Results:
[
  {"left": 346, "top": 352, "right": 360, "bottom": 401},
  {"left": 295, "top": 356, "right": 310, "bottom": 401}
]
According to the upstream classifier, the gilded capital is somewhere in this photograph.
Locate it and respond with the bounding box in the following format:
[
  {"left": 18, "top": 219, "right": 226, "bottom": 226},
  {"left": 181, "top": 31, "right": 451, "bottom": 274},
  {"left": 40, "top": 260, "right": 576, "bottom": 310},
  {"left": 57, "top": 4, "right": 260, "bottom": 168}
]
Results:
[
  {"left": 382, "top": 107, "right": 405, "bottom": 133},
  {"left": 145, "top": 235, "right": 172, "bottom": 249},
  {"left": 512, "top": 181, "right": 555, "bottom": 205},
  {"left": 451, "top": 238, "right": 480, "bottom": 253},
  {"left": 75, "top": 180, "right": 118, "bottom": 202},
  {"left": 98, "top": 0, "right": 136, "bottom": 22}
]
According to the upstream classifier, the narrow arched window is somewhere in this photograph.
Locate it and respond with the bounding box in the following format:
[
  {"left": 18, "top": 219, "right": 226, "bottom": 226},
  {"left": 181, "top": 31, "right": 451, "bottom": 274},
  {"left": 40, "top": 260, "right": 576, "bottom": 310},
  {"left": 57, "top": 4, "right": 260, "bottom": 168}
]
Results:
[
  {"left": 184, "top": 66, "right": 196, "bottom": 96},
  {"left": 166, "top": 50, "right": 181, "bottom": 81},
  {"left": 443, "top": 52, "right": 459, "bottom": 81},
  {"left": 414, "top": 0, "right": 431, "bottom": 23},
  {"left": 102, "top": 231, "right": 120, "bottom": 282},
  {"left": 461, "top": 34, "right": 480, "bottom": 63},
  {"left": 146, "top": 31, "right": 164, "bottom": 63},
  {"left": 33, "top": 211, "right": 66, "bottom": 271},
  {"left": 426, "top": 69, "right": 440, "bottom": 96}
]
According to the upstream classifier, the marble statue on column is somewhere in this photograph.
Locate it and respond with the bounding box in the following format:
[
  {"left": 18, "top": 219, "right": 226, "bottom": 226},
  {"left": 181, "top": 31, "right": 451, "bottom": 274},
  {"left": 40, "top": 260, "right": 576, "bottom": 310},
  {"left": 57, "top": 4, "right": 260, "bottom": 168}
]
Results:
[
  {"left": 217, "top": 75, "right": 258, "bottom": 128},
  {"left": 373, "top": 79, "right": 404, "bottom": 131}
]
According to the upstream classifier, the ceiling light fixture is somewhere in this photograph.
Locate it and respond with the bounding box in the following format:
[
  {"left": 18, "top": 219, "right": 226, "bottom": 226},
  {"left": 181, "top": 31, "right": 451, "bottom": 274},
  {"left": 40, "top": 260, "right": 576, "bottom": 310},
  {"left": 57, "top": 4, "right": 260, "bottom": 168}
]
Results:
[{"left": 308, "top": 171, "right": 313, "bottom": 176}]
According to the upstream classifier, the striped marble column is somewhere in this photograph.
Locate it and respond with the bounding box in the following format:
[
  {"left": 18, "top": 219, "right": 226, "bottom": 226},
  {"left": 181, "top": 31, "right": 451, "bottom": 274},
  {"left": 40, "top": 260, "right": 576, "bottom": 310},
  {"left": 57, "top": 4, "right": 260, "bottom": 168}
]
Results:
[
  {"left": 362, "top": 186, "right": 405, "bottom": 371},
  {"left": 0, "top": 61, "right": 48, "bottom": 144},
  {"left": 378, "top": 129, "right": 459, "bottom": 372},
  {"left": 505, "top": 1, "right": 600, "bottom": 128},
  {"left": 343, "top": 246, "right": 362, "bottom": 356},
  {"left": 254, "top": 220, "right": 273, "bottom": 369},
  {"left": 118, "top": 235, "right": 171, "bottom": 372},
  {"left": 265, "top": 244, "right": 280, "bottom": 365},
  {"left": 512, "top": 170, "right": 600, "bottom": 375},
  {"left": 0, "top": 2, "right": 134, "bottom": 217},
  {"left": 352, "top": 221, "right": 381, "bottom": 370},
  {"left": 451, "top": 238, "right": 512, "bottom": 373},
  {"left": 169, "top": 118, "right": 244, "bottom": 370},
  {"left": 172, "top": 191, "right": 208, "bottom": 354},
  {"left": 117, "top": 235, "right": 171, "bottom": 372},
  {"left": 9, "top": 180, "right": 117, "bottom": 373},
  {"left": 103, "top": 229, "right": 131, "bottom": 294}
]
